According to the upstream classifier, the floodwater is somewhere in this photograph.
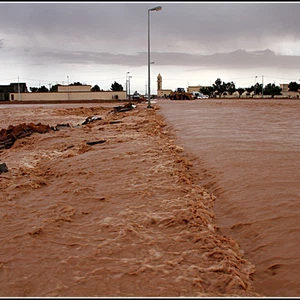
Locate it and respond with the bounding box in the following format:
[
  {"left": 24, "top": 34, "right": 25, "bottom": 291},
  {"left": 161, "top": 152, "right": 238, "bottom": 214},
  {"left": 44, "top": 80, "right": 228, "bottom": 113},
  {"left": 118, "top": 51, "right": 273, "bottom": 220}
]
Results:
[
  {"left": 0, "top": 102, "right": 259, "bottom": 297},
  {"left": 158, "top": 98, "right": 300, "bottom": 297}
]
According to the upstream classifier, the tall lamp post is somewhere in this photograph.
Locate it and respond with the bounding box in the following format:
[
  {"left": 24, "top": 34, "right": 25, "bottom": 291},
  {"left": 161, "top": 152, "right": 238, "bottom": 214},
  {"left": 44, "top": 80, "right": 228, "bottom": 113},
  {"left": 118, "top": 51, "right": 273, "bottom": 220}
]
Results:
[
  {"left": 126, "top": 72, "right": 130, "bottom": 100},
  {"left": 67, "top": 76, "right": 69, "bottom": 101},
  {"left": 18, "top": 76, "right": 20, "bottom": 101},
  {"left": 262, "top": 75, "right": 264, "bottom": 98},
  {"left": 148, "top": 5, "right": 162, "bottom": 108},
  {"left": 128, "top": 75, "right": 132, "bottom": 101},
  {"left": 254, "top": 75, "right": 257, "bottom": 96}
]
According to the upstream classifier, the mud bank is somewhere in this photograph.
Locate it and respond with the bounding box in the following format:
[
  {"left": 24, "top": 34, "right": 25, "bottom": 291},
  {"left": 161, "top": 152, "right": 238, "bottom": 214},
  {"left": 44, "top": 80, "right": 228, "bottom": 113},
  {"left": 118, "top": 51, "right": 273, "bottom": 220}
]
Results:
[{"left": 0, "top": 102, "right": 260, "bottom": 297}]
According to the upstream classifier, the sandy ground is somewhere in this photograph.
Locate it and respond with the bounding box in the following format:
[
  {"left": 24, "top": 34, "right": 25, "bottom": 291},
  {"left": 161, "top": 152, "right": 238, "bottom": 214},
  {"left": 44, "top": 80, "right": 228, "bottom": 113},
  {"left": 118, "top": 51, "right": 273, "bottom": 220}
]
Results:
[{"left": 0, "top": 101, "right": 260, "bottom": 297}]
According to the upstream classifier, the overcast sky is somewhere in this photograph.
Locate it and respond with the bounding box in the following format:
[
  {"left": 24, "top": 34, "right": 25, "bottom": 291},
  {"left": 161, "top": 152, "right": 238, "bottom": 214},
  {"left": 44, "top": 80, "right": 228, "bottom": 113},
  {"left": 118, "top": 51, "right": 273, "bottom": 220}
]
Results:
[{"left": 1, "top": 1, "right": 300, "bottom": 93}]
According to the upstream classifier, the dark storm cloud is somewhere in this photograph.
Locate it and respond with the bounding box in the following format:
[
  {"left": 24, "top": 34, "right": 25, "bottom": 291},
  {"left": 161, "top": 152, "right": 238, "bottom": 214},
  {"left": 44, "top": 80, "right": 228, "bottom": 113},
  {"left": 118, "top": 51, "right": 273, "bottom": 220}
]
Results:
[
  {"left": 34, "top": 48, "right": 300, "bottom": 70},
  {"left": 0, "top": 2, "right": 300, "bottom": 53}
]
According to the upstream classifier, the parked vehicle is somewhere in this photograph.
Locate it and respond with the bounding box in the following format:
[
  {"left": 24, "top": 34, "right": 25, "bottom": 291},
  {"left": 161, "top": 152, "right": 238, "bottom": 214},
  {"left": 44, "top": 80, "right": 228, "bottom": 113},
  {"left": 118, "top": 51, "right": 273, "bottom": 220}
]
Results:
[
  {"left": 169, "top": 88, "right": 194, "bottom": 100},
  {"left": 192, "top": 91, "right": 209, "bottom": 99}
]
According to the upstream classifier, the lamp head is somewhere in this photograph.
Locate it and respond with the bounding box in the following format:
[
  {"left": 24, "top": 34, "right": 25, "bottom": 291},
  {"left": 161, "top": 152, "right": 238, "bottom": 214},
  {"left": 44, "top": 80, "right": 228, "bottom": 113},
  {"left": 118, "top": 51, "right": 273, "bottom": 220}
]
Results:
[{"left": 150, "top": 6, "right": 162, "bottom": 11}]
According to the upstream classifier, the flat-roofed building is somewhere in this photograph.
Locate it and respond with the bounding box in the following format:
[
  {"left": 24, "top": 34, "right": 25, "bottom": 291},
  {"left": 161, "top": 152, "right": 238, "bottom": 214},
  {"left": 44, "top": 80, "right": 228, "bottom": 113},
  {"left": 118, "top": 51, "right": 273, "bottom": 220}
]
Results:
[
  {"left": 280, "top": 84, "right": 289, "bottom": 92},
  {"left": 279, "top": 83, "right": 300, "bottom": 98},
  {"left": 0, "top": 82, "right": 28, "bottom": 101},
  {"left": 187, "top": 85, "right": 210, "bottom": 93}
]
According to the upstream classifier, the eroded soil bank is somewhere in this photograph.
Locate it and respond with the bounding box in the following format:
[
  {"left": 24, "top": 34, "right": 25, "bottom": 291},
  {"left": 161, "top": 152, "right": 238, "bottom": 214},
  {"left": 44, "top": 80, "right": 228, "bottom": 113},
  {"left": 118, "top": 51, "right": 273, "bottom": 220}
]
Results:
[{"left": 0, "top": 102, "right": 260, "bottom": 297}]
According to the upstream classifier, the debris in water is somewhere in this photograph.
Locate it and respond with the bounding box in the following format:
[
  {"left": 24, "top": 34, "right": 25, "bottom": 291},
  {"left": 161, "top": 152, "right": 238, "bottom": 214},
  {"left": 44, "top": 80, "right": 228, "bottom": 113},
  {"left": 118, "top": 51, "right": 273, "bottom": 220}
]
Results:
[
  {"left": 0, "top": 163, "right": 8, "bottom": 173},
  {"left": 109, "top": 120, "right": 123, "bottom": 124},
  {"left": 82, "top": 116, "right": 102, "bottom": 125},
  {"left": 110, "top": 102, "right": 136, "bottom": 113},
  {"left": 86, "top": 140, "right": 106, "bottom": 146},
  {"left": 52, "top": 123, "right": 71, "bottom": 131},
  {"left": 0, "top": 123, "right": 52, "bottom": 149}
]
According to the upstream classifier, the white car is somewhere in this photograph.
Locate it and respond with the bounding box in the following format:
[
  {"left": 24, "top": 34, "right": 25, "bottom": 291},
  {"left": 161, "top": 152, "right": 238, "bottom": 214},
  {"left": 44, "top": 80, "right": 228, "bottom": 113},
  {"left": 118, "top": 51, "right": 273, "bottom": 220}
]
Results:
[{"left": 196, "top": 92, "right": 208, "bottom": 99}]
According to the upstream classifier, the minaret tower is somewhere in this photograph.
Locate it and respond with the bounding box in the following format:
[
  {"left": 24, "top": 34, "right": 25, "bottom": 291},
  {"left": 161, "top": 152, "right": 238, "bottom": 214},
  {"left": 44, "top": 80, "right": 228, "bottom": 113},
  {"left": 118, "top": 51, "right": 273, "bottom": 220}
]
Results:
[{"left": 157, "top": 73, "right": 162, "bottom": 93}]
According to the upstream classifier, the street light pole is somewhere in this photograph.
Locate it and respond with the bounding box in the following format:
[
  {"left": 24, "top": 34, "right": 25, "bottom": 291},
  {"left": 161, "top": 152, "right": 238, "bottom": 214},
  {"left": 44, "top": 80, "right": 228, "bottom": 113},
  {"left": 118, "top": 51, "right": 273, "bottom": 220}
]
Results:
[
  {"left": 254, "top": 75, "right": 257, "bottom": 96},
  {"left": 67, "top": 76, "right": 69, "bottom": 101},
  {"left": 262, "top": 75, "right": 264, "bottom": 98},
  {"left": 18, "top": 76, "right": 20, "bottom": 101},
  {"left": 126, "top": 72, "right": 130, "bottom": 100},
  {"left": 148, "top": 5, "right": 162, "bottom": 108},
  {"left": 128, "top": 75, "right": 132, "bottom": 102}
]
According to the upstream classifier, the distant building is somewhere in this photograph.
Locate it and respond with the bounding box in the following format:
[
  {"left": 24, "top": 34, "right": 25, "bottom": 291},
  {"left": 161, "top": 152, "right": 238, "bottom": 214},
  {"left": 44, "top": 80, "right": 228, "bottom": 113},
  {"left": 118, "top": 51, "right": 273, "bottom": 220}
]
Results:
[
  {"left": 280, "top": 84, "right": 289, "bottom": 92},
  {"left": 156, "top": 73, "right": 172, "bottom": 97},
  {"left": 187, "top": 85, "right": 210, "bottom": 93},
  {"left": 280, "top": 83, "right": 300, "bottom": 98},
  {"left": 156, "top": 74, "right": 213, "bottom": 98},
  {"left": 9, "top": 83, "right": 126, "bottom": 102},
  {"left": 0, "top": 82, "right": 28, "bottom": 101}
]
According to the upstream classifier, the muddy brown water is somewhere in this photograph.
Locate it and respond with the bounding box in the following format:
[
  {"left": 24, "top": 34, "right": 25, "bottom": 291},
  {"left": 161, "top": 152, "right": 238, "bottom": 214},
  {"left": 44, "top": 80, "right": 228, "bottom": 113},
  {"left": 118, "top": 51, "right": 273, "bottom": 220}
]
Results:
[
  {"left": 158, "top": 98, "right": 300, "bottom": 297},
  {"left": 0, "top": 102, "right": 260, "bottom": 297}
]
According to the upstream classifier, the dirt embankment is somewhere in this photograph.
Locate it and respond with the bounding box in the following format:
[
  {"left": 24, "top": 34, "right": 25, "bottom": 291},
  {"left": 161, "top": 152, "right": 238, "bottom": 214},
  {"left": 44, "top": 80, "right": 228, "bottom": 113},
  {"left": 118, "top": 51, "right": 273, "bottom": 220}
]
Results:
[{"left": 0, "top": 102, "right": 261, "bottom": 297}]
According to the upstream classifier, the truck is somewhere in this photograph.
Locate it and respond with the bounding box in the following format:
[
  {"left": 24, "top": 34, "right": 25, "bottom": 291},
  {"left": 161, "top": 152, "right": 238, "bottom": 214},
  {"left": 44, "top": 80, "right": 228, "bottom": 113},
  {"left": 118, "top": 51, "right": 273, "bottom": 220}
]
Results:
[{"left": 169, "top": 88, "right": 194, "bottom": 100}]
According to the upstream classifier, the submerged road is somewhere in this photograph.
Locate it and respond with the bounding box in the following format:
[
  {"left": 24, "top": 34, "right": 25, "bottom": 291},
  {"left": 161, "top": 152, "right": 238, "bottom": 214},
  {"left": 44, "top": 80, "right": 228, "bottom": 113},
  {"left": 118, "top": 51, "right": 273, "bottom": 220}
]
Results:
[{"left": 158, "top": 98, "right": 300, "bottom": 297}]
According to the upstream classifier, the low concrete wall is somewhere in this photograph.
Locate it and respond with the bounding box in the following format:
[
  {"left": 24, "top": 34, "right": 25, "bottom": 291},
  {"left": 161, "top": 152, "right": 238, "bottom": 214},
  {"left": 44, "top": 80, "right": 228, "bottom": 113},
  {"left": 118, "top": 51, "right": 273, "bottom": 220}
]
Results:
[
  {"left": 10, "top": 91, "right": 127, "bottom": 101},
  {"left": 58, "top": 85, "right": 92, "bottom": 92}
]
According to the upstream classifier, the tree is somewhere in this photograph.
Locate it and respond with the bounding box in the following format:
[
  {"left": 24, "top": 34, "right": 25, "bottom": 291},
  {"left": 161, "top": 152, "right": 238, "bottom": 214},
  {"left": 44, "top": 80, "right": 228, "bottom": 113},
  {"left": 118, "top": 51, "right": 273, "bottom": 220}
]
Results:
[
  {"left": 70, "top": 82, "right": 83, "bottom": 86},
  {"left": 213, "top": 78, "right": 224, "bottom": 96},
  {"left": 226, "top": 81, "right": 236, "bottom": 95},
  {"left": 37, "top": 85, "right": 49, "bottom": 92},
  {"left": 237, "top": 88, "right": 245, "bottom": 98},
  {"left": 263, "top": 83, "right": 282, "bottom": 97},
  {"left": 212, "top": 78, "right": 236, "bottom": 97},
  {"left": 91, "top": 84, "right": 100, "bottom": 92},
  {"left": 247, "top": 84, "right": 260, "bottom": 95},
  {"left": 288, "top": 81, "right": 299, "bottom": 92},
  {"left": 30, "top": 87, "right": 38, "bottom": 93},
  {"left": 50, "top": 84, "right": 61, "bottom": 92},
  {"left": 110, "top": 81, "right": 123, "bottom": 91},
  {"left": 253, "top": 83, "right": 261, "bottom": 95},
  {"left": 200, "top": 86, "right": 214, "bottom": 97}
]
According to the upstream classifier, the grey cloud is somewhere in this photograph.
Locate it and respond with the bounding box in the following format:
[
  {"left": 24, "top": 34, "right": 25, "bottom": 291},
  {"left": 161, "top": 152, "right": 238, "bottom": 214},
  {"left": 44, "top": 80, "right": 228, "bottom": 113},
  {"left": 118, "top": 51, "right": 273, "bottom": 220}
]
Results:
[
  {"left": 1, "top": 2, "right": 300, "bottom": 54},
  {"left": 34, "top": 48, "right": 300, "bottom": 70}
]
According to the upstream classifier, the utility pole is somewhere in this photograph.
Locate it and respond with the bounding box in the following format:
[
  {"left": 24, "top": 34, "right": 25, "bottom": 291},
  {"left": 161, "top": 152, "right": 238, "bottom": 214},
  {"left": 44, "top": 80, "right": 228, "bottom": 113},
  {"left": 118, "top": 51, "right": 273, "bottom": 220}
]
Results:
[
  {"left": 254, "top": 75, "right": 258, "bottom": 96},
  {"left": 262, "top": 75, "right": 264, "bottom": 98},
  {"left": 18, "top": 76, "right": 20, "bottom": 101}
]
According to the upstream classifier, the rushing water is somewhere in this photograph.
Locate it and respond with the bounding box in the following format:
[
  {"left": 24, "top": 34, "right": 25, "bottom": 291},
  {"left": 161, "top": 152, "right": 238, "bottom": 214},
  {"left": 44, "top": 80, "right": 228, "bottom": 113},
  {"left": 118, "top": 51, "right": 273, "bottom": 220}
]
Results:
[
  {"left": 158, "top": 98, "right": 300, "bottom": 297},
  {"left": 0, "top": 102, "right": 259, "bottom": 297}
]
